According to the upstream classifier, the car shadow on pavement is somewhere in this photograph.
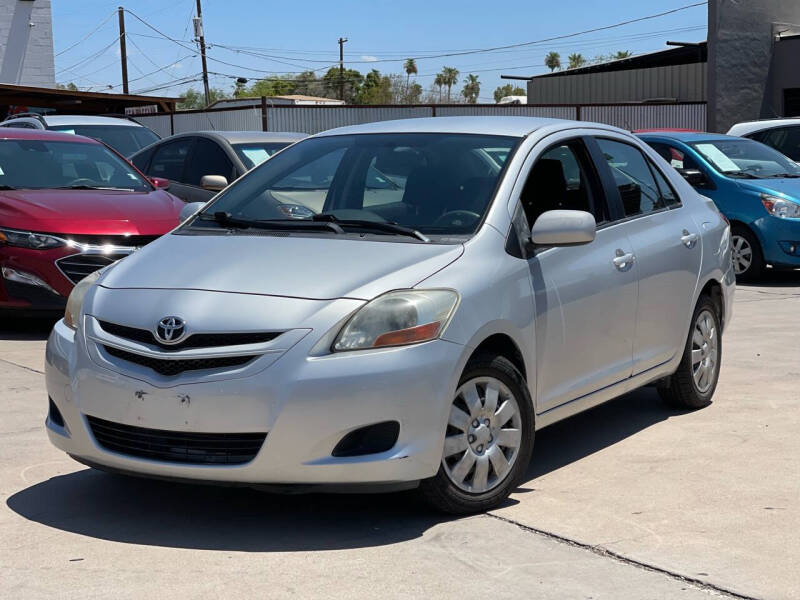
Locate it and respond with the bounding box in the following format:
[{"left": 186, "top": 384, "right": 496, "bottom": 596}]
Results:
[
  {"left": 6, "top": 389, "right": 685, "bottom": 551},
  {"left": 0, "top": 314, "right": 58, "bottom": 341},
  {"left": 738, "top": 269, "right": 800, "bottom": 288}
]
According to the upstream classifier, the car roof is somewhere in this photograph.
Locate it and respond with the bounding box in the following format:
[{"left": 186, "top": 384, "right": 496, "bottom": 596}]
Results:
[
  {"left": 0, "top": 128, "right": 101, "bottom": 143},
  {"left": 189, "top": 131, "right": 308, "bottom": 144},
  {"left": 727, "top": 118, "right": 800, "bottom": 137},
  {"left": 41, "top": 115, "right": 144, "bottom": 127},
  {"left": 313, "top": 116, "right": 614, "bottom": 138},
  {"left": 637, "top": 131, "right": 740, "bottom": 143}
]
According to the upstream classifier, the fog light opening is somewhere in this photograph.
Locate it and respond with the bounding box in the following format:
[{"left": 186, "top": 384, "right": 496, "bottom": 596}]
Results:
[
  {"left": 332, "top": 421, "right": 400, "bottom": 457},
  {"left": 48, "top": 397, "right": 65, "bottom": 428}
]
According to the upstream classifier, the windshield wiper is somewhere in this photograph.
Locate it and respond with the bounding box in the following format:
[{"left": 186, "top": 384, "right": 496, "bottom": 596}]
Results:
[
  {"left": 763, "top": 173, "right": 800, "bottom": 178},
  {"left": 721, "top": 171, "right": 760, "bottom": 179},
  {"left": 54, "top": 185, "right": 134, "bottom": 191},
  {"left": 198, "top": 211, "right": 345, "bottom": 234},
  {"left": 312, "top": 214, "right": 430, "bottom": 242}
]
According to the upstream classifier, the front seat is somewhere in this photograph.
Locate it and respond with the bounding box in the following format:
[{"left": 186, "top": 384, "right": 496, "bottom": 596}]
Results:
[{"left": 520, "top": 158, "right": 568, "bottom": 225}]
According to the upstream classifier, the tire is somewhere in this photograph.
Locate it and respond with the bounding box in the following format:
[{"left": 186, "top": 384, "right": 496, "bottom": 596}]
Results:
[
  {"left": 731, "top": 225, "right": 763, "bottom": 282},
  {"left": 658, "top": 295, "right": 722, "bottom": 409},
  {"left": 420, "top": 353, "right": 534, "bottom": 514}
]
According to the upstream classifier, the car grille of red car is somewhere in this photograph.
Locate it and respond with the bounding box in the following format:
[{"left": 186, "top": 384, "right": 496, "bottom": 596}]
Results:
[
  {"left": 61, "top": 234, "right": 160, "bottom": 247},
  {"left": 56, "top": 252, "right": 132, "bottom": 285}
]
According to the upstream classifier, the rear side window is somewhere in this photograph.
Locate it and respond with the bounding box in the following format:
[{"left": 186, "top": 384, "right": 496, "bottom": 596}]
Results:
[
  {"left": 131, "top": 146, "right": 155, "bottom": 173},
  {"left": 596, "top": 138, "right": 668, "bottom": 218},
  {"left": 185, "top": 138, "right": 234, "bottom": 186},
  {"left": 754, "top": 126, "right": 800, "bottom": 162},
  {"left": 649, "top": 162, "right": 681, "bottom": 208},
  {"left": 148, "top": 138, "right": 193, "bottom": 181}
]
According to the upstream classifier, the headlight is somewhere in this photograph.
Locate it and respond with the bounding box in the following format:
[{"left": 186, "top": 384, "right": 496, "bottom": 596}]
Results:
[
  {"left": 761, "top": 194, "right": 800, "bottom": 219},
  {"left": 0, "top": 228, "right": 64, "bottom": 249},
  {"left": 64, "top": 270, "right": 102, "bottom": 330},
  {"left": 333, "top": 289, "right": 459, "bottom": 351}
]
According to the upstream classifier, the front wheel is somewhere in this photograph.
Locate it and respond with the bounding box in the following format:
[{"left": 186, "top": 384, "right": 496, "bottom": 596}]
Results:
[
  {"left": 420, "top": 353, "right": 534, "bottom": 514},
  {"left": 731, "top": 226, "right": 763, "bottom": 281},
  {"left": 658, "top": 295, "right": 722, "bottom": 409}
]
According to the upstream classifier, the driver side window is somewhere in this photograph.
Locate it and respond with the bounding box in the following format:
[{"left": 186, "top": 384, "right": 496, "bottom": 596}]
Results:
[{"left": 519, "top": 140, "right": 604, "bottom": 229}]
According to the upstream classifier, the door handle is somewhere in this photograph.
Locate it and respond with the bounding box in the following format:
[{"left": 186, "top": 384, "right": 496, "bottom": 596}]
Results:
[
  {"left": 681, "top": 229, "right": 699, "bottom": 248},
  {"left": 613, "top": 249, "right": 635, "bottom": 271}
]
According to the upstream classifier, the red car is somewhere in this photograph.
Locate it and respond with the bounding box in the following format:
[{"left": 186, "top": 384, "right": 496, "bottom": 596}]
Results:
[{"left": 0, "top": 129, "right": 183, "bottom": 314}]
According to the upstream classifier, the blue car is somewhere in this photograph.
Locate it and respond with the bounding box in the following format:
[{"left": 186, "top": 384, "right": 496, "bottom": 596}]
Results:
[{"left": 638, "top": 132, "right": 800, "bottom": 280}]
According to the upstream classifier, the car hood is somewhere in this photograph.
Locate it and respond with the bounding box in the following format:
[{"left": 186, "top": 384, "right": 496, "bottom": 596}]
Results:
[
  {"left": 0, "top": 189, "right": 183, "bottom": 235},
  {"left": 100, "top": 233, "right": 465, "bottom": 300},
  {"left": 736, "top": 178, "right": 800, "bottom": 201}
]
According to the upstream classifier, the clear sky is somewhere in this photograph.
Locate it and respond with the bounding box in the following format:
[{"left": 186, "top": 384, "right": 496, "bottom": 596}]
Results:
[{"left": 51, "top": 0, "right": 708, "bottom": 102}]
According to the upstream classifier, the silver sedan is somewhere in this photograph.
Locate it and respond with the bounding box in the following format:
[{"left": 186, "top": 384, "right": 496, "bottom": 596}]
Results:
[{"left": 45, "top": 117, "right": 735, "bottom": 513}]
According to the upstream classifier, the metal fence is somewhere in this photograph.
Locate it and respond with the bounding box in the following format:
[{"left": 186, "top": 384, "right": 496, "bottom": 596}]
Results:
[{"left": 136, "top": 101, "right": 707, "bottom": 136}]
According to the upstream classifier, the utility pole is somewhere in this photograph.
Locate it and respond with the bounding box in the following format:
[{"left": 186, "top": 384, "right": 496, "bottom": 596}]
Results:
[
  {"left": 118, "top": 7, "right": 128, "bottom": 94},
  {"left": 338, "top": 37, "right": 348, "bottom": 102},
  {"left": 195, "top": 0, "right": 211, "bottom": 107}
]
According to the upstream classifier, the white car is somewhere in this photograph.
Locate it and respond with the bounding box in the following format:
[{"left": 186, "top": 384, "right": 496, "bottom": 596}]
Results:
[
  {"left": 727, "top": 118, "right": 800, "bottom": 162},
  {"left": 0, "top": 114, "right": 160, "bottom": 157}
]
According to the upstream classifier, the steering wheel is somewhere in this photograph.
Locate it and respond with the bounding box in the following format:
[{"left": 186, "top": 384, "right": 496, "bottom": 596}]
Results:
[
  {"left": 433, "top": 210, "right": 481, "bottom": 229},
  {"left": 66, "top": 178, "right": 97, "bottom": 187}
]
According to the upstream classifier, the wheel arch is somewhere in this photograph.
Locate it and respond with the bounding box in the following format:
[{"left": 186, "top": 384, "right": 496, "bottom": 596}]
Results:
[{"left": 465, "top": 332, "right": 528, "bottom": 382}]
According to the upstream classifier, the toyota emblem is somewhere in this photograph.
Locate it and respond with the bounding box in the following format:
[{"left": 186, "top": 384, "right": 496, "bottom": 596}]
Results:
[{"left": 155, "top": 316, "right": 186, "bottom": 344}]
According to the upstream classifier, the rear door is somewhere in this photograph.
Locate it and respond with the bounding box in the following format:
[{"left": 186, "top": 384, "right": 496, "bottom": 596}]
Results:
[
  {"left": 516, "top": 134, "right": 637, "bottom": 412},
  {"left": 146, "top": 137, "right": 195, "bottom": 201},
  {"left": 591, "top": 135, "right": 701, "bottom": 375}
]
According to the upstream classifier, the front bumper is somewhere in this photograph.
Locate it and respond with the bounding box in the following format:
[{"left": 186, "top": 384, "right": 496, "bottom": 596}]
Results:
[
  {"left": 45, "top": 318, "right": 465, "bottom": 486},
  {"left": 0, "top": 245, "right": 72, "bottom": 310},
  {"left": 752, "top": 216, "right": 800, "bottom": 268}
]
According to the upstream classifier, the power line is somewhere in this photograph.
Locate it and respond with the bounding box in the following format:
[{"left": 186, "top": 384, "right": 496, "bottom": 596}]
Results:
[
  {"left": 54, "top": 10, "right": 116, "bottom": 56},
  {"left": 55, "top": 34, "right": 121, "bottom": 74}
]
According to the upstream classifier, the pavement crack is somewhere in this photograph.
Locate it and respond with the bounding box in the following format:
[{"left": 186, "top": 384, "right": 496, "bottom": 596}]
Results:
[
  {"left": 485, "top": 513, "right": 759, "bottom": 600},
  {"left": 0, "top": 358, "right": 45, "bottom": 375}
]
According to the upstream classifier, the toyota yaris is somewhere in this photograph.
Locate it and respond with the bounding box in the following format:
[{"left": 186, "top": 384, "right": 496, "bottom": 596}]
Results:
[{"left": 45, "top": 117, "right": 735, "bottom": 513}]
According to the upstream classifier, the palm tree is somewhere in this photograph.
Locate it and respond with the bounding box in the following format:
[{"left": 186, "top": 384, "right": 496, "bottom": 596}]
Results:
[
  {"left": 614, "top": 50, "right": 632, "bottom": 60},
  {"left": 440, "top": 66, "right": 459, "bottom": 102},
  {"left": 403, "top": 58, "right": 418, "bottom": 102},
  {"left": 434, "top": 73, "right": 445, "bottom": 102},
  {"left": 568, "top": 53, "right": 586, "bottom": 69},
  {"left": 461, "top": 73, "right": 480, "bottom": 104},
  {"left": 544, "top": 51, "right": 561, "bottom": 72}
]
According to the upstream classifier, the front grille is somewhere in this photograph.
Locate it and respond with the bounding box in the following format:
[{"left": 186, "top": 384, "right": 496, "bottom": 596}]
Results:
[
  {"left": 103, "top": 345, "right": 255, "bottom": 376},
  {"left": 87, "top": 415, "right": 266, "bottom": 465},
  {"left": 63, "top": 234, "right": 159, "bottom": 247},
  {"left": 97, "top": 320, "right": 281, "bottom": 350},
  {"left": 56, "top": 253, "right": 130, "bottom": 284}
]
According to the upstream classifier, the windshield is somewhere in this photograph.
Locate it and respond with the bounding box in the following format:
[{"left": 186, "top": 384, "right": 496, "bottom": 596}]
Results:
[
  {"left": 690, "top": 139, "right": 800, "bottom": 178},
  {"left": 233, "top": 142, "right": 292, "bottom": 170},
  {"left": 50, "top": 124, "right": 159, "bottom": 157},
  {"left": 0, "top": 139, "right": 152, "bottom": 191},
  {"left": 191, "top": 132, "right": 520, "bottom": 239}
]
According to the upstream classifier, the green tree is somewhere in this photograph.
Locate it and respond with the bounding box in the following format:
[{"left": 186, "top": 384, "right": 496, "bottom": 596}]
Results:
[
  {"left": 56, "top": 82, "right": 79, "bottom": 91},
  {"left": 544, "top": 51, "right": 561, "bottom": 72},
  {"left": 356, "top": 69, "right": 393, "bottom": 104},
  {"left": 439, "top": 66, "right": 459, "bottom": 102},
  {"left": 493, "top": 83, "right": 526, "bottom": 103},
  {"left": 321, "top": 67, "right": 363, "bottom": 103},
  {"left": 434, "top": 73, "right": 445, "bottom": 102},
  {"left": 177, "top": 86, "right": 229, "bottom": 109},
  {"left": 614, "top": 50, "right": 632, "bottom": 59},
  {"left": 461, "top": 73, "right": 480, "bottom": 104},
  {"left": 403, "top": 58, "right": 418, "bottom": 99},
  {"left": 567, "top": 53, "right": 586, "bottom": 69},
  {"left": 244, "top": 75, "right": 297, "bottom": 98}
]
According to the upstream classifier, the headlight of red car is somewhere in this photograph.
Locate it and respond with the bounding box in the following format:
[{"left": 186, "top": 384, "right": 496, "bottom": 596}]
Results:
[{"left": 0, "top": 228, "right": 64, "bottom": 250}]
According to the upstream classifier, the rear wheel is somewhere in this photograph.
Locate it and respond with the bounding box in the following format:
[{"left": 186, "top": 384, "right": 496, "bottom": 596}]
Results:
[
  {"left": 420, "top": 353, "right": 534, "bottom": 514},
  {"left": 731, "top": 225, "right": 763, "bottom": 281},
  {"left": 658, "top": 295, "right": 721, "bottom": 409}
]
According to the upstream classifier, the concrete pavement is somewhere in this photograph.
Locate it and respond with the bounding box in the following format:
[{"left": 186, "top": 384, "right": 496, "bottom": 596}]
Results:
[{"left": 1, "top": 274, "right": 798, "bottom": 599}]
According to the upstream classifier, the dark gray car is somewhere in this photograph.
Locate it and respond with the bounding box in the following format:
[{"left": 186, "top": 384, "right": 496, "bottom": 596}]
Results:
[{"left": 130, "top": 131, "right": 307, "bottom": 202}]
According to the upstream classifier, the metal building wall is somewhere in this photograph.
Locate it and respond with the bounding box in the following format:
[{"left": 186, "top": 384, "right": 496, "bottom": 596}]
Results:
[
  {"left": 527, "top": 63, "right": 706, "bottom": 104},
  {"left": 172, "top": 108, "right": 262, "bottom": 133},
  {"left": 581, "top": 103, "right": 706, "bottom": 130},
  {"left": 266, "top": 106, "right": 431, "bottom": 134},
  {"left": 435, "top": 105, "right": 576, "bottom": 119}
]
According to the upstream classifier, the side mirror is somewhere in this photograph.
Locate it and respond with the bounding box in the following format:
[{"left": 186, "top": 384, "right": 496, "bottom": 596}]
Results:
[
  {"left": 678, "top": 168, "right": 709, "bottom": 187},
  {"left": 531, "top": 210, "right": 596, "bottom": 247},
  {"left": 179, "top": 201, "right": 206, "bottom": 223},
  {"left": 201, "top": 175, "right": 228, "bottom": 192},
  {"left": 149, "top": 177, "right": 170, "bottom": 190}
]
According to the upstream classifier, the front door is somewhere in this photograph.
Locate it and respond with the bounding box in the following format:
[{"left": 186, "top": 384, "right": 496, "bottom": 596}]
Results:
[{"left": 518, "top": 135, "right": 638, "bottom": 413}]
